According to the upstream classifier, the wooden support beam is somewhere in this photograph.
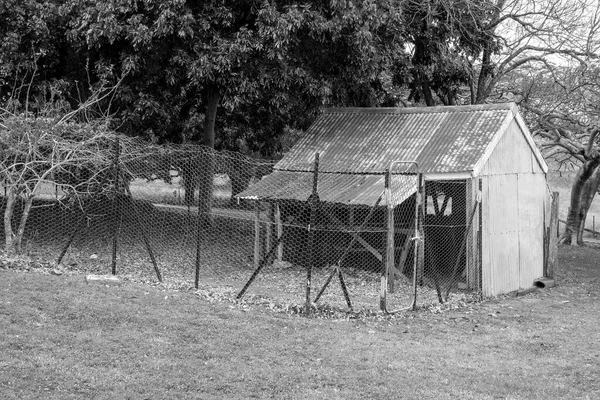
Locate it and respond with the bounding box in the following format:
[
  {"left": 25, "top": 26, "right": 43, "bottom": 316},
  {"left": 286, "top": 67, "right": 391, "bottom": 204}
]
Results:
[
  {"left": 275, "top": 203, "right": 283, "bottom": 261},
  {"left": 380, "top": 170, "right": 391, "bottom": 311},
  {"left": 547, "top": 192, "right": 559, "bottom": 279},
  {"left": 265, "top": 202, "right": 272, "bottom": 256},
  {"left": 386, "top": 194, "right": 395, "bottom": 293},
  {"left": 306, "top": 153, "right": 320, "bottom": 316},
  {"left": 467, "top": 179, "right": 478, "bottom": 290},
  {"left": 396, "top": 232, "right": 412, "bottom": 277},
  {"left": 416, "top": 177, "right": 425, "bottom": 292},
  {"left": 254, "top": 202, "right": 260, "bottom": 269},
  {"left": 327, "top": 212, "right": 383, "bottom": 262}
]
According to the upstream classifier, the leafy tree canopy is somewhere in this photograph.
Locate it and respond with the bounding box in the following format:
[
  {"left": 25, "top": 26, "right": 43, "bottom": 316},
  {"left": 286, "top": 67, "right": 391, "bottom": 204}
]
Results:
[{"left": 3, "top": 0, "right": 595, "bottom": 157}]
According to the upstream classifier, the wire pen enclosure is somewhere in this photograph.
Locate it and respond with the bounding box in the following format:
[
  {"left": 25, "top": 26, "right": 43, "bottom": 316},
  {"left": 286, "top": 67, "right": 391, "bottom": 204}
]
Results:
[{"left": 239, "top": 103, "right": 552, "bottom": 311}]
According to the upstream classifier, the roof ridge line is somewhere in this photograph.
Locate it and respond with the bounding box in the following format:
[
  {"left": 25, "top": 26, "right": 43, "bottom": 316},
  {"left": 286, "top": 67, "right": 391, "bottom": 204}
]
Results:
[
  {"left": 275, "top": 168, "right": 387, "bottom": 175},
  {"left": 324, "top": 103, "right": 515, "bottom": 115}
]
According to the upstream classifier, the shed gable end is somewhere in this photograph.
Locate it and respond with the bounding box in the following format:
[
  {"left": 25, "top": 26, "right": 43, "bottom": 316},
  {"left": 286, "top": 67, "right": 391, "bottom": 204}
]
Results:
[{"left": 479, "top": 119, "right": 544, "bottom": 176}]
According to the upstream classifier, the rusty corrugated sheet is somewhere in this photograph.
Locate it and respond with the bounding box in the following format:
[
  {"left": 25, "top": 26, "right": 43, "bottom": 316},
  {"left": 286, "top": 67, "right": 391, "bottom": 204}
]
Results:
[
  {"left": 276, "top": 104, "right": 512, "bottom": 174},
  {"left": 239, "top": 170, "right": 416, "bottom": 206},
  {"left": 239, "top": 104, "right": 516, "bottom": 205}
]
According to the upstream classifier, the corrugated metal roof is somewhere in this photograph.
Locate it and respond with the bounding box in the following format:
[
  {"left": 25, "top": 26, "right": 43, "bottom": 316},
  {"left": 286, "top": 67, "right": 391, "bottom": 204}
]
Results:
[
  {"left": 239, "top": 170, "right": 416, "bottom": 206},
  {"left": 237, "top": 103, "right": 534, "bottom": 205},
  {"left": 276, "top": 103, "right": 514, "bottom": 174}
]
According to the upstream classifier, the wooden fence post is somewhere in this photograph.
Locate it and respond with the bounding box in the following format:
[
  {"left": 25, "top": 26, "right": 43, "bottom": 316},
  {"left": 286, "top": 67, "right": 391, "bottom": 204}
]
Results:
[
  {"left": 306, "top": 153, "right": 319, "bottom": 316},
  {"left": 254, "top": 202, "right": 261, "bottom": 269},
  {"left": 275, "top": 203, "right": 283, "bottom": 261},
  {"left": 546, "top": 191, "right": 559, "bottom": 279},
  {"left": 265, "top": 203, "right": 272, "bottom": 256}
]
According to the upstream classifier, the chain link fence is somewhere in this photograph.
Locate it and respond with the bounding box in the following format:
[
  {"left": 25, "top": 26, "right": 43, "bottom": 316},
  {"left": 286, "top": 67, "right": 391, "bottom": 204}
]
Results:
[{"left": 1, "top": 140, "right": 481, "bottom": 314}]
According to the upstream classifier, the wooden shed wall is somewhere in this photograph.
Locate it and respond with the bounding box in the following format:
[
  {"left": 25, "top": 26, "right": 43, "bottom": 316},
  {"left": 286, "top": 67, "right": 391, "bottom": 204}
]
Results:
[
  {"left": 480, "top": 119, "right": 544, "bottom": 176},
  {"left": 480, "top": 118, "right": 546, "bottom": 296}
]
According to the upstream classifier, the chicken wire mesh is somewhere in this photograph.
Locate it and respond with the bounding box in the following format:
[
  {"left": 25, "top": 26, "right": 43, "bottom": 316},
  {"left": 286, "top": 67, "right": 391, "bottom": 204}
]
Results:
[
  {"left": 0, "top": 140, "right": 274, "bottom": 287},
  {"left": 1, "top": 139, "right": 481, "bottom": 314},
  {"left": 234, "top": 153, "right": 396, "bottom": 313},
  {"left": 380, "top": 162, "right": 420, "bottom": 313},
  {"left": 419, "top": 179, "right": 481, "bottom": 305}
]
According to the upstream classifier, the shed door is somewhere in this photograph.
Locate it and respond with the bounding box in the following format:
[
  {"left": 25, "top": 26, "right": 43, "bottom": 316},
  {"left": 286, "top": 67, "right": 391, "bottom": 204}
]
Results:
[
  {"left": 517, "top": 174, "right": 545, "bottom": 288},
  {"left": 481, "top": 173, "right": 545, "bottom": 296}
]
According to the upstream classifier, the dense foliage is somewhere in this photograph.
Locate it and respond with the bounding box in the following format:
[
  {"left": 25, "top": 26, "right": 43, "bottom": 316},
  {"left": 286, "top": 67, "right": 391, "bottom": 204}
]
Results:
[{"left": 1, "top": 0, "right": 597, "bottom": 156}]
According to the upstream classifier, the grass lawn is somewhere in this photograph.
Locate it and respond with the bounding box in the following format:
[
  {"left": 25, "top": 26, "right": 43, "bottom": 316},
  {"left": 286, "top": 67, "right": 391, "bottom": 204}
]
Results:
[{"left": 1, "top": 244, "right": 599, "bottom": 400}]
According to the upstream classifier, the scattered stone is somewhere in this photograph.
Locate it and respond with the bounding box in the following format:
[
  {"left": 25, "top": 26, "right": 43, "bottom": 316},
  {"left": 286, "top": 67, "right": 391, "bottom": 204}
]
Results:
[
  {"left": 50, "top": 269, "right": 63, "bottom": 276},
  {"left": 85, "top": 274, "right": 121, "bottom": 285}
]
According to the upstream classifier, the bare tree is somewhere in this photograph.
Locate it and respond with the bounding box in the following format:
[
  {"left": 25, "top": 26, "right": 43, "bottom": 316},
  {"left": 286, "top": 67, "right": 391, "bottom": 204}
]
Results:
[
  {"left": 536, "top": 121, "right": 600, "bottom": 244},
  {"left": 0, "top": 116, "right": 119, "bottom": 254},
  {"left": 472, "top": 0, "right": 599, "bottom": 103},
  {"left": 401, "top": 0, "right": 600, "bottom": 106},
  {"left": 521, "top": 62, "right": 600, "bottom": 244}
]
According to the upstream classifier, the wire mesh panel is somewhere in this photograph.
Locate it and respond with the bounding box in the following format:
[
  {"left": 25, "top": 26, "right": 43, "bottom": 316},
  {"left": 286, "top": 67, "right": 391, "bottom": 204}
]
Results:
[
  {"left": 418, "top": 179, "right": 481, "bottom": 306},
  {"left": 381, "top": 162, "right": 421, "bottom": 312},
  {"left": 123, "top": 146, "right": 275, "bottom": 288},
  {"left": 309, "top": 195, "right": 388, "bottom": 311},
  {"left": 2, "top": 137, "right": 482, "bottom": 314},
  {"left": 234, "top": 157, "right": 393, "bottom": 313},
  {"left": 235, "top": 157, "right": 428, "bottom": 314},
  {"left": 1, "top": 140, "right": 275, "bottom": 289}
]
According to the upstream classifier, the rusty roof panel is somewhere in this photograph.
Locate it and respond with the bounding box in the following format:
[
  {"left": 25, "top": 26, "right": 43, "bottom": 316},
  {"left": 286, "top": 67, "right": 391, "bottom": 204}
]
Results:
[
  {"left": 238, "top": 171, "right": 416, "bottom": 206},
  {"left": 275, "top": 104, "right": 514, "bottom": 174},
  {"left": 241, "top": 104, "right": 526, "bottom": 205}
]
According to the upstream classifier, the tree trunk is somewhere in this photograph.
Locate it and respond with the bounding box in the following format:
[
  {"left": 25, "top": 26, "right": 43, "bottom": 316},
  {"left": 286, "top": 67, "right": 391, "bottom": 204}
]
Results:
[
  {"left": 474, "top": 0, "right": 505, "bottom": 104},
  {"left": 575, "top": 166, "right": 600, "bottom": 244},
  {"left": 475, "top": 43, "right": 493, "bottom": 104},
  {"left": 14, "top": 195, "right": 35, "bottom": 253},
  {"left": 560, "top": 162, "right": 600, "bottom": 244},
  {"left": 183, "top": 161, "right": 197, "bottom": 207},
  {"left": 198, "top": 85, "right": 221, "bottom": 222},
  {"left": 202, "top": 86, "right": 220, "bottom": 149},
  {"left": 421, "top": 79, "right": 435, "bottom": 106},
  {"left": 3, "top": 187, "right": 17, "bottom": 254}
]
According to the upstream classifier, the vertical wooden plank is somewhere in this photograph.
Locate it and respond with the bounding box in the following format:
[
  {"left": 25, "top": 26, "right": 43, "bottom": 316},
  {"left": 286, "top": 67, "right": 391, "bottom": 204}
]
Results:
[
  {"left": 417, "top": 179, "right": 425, "bottom": 291},
  {"left": 254, "top": 202, "right": 260, "bottom": 269},
  {"left": 386, "top": 198, "right": 395, "bottom": 292},
  {"left": 547, "top": 191, "right": 559, "bottom": 279},
  {"left": 469, "top": 178, "right": 482, "bottom": 291},
  {"left": 396, "top": 233, "right": 412, "bottom": 278},
  {"left": 466, "top": 178, "right": 476, "bottom": 289},
  {"left": 380, "top": 171, "right": 390, "bottom": 311},
  {"left": 306, "top": 153, "right": 319, "bottom": 316},
  {"left": 275, "top": 203, "right": 283, "bottom": 260},
  {"left": 481, "top": 175, "right": 491, "bottom": 296},
  {"left": 265, "top": 202, "right": 272, "bottom": 256}
]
